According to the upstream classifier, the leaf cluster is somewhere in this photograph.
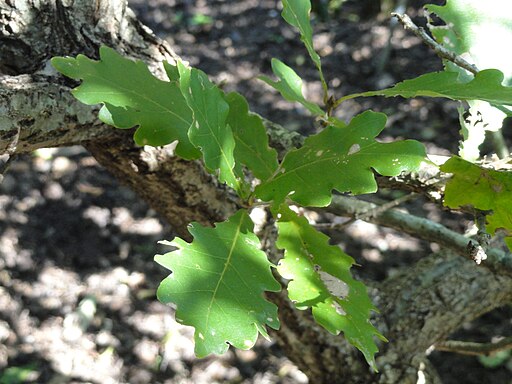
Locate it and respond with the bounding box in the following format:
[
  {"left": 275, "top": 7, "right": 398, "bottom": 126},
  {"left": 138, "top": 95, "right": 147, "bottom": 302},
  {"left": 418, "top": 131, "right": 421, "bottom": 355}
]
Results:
[{"left": 51, "top": 0, "right": 512, "bottom": 371}]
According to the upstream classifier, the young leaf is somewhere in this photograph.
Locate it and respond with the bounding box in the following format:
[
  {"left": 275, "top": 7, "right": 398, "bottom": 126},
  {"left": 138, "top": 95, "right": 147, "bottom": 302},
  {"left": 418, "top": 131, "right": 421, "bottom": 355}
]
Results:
[
  {"left": 260, "top": 59, "right": 324, "bottom": 116},
  {"left": 281, "top": 0, "right": 323, "bottom": 76},
  {"left": 225, "top": 92, "right": 279, "bottom": 181},
  {"left": 176, "top": 63, "right": 245, "bottom": 194},
  {"left": 51, "top": 46, "right": 200, "bottom": 159},
  {"left": 441, "top": 156, "right": 512, "bottom": 250},
  {"left": 155, "top": 210, "right": 281, "bottom": 357},
  {"left": 337, "top": 70, "right": 512, "bottom": 107},
  {"left": 255, "top": 111, "right": 426, "bottom": 207},
  {"left": 276, "top": 206, "right": 385, "bottom": 371}
]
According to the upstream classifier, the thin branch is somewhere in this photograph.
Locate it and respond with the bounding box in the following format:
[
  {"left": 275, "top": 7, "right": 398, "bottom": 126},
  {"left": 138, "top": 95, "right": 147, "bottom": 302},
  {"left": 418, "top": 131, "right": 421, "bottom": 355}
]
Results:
[
  {"left": 318, "top": 195, "right": 512, "bottom": 276},
  {"left": 435, "top": 336, "right": 512, "bottom": 356},
  {"left": 315, "top": 192, "right": 418, "bottom": 230},
  {"left": 355, "top": 192, "right": 418, "bottom": 221},
  {"left": 391, "top": 13, "right": 479, "bottom": 75}
]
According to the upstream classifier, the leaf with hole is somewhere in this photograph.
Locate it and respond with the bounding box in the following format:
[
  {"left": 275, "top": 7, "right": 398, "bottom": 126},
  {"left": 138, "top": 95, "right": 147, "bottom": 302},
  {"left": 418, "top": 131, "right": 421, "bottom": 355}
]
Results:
[
  {"left": 255, "top": 111, "right": 426, "bottom": 207},
  {"left": 276, "top": 206, "right": 385, "bottom": 371}
]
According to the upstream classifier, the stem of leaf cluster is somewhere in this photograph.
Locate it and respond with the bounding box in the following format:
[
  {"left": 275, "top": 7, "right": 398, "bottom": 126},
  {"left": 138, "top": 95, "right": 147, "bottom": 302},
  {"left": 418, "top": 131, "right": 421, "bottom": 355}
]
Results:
[
  {"left": 318, "top": 68, "right": 330, "bottom": 106},
  {"left": 332, "top": 92, "right": 365, "bottom": 109}
]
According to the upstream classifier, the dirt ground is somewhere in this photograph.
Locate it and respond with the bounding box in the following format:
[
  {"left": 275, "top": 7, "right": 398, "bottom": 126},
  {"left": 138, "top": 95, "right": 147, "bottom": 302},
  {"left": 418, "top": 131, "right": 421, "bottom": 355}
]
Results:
[{"left": 1, "top": 1, "right": 511, "bottom": 383}]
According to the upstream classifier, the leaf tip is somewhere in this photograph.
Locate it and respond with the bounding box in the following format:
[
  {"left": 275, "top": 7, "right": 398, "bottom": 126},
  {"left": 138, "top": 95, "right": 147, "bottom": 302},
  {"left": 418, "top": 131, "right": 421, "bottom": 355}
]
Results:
[{"left": 51, "top": 56, "right": 80, "bottom": 78}]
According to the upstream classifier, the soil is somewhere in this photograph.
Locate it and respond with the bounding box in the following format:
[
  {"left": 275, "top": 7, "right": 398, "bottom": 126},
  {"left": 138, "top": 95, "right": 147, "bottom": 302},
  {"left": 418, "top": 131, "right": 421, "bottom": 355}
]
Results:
[{"left": 1, "top": 1, "right": 511, "bottom": 383}]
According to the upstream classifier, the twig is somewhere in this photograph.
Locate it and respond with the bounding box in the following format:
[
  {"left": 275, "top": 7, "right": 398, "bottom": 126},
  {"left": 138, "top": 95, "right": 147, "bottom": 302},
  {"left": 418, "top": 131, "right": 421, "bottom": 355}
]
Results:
[
  {"left": 355, "top": 192, "right": 417, "bottom": 221},
  {"left": 391, "top": 13, "right": 479, "bottom": 75},
  {"left": 315, "top": 193, "right": 418, "bottom": 230},
  {"left": 435, "top": 336, "right": 512, "bottom": 356}
]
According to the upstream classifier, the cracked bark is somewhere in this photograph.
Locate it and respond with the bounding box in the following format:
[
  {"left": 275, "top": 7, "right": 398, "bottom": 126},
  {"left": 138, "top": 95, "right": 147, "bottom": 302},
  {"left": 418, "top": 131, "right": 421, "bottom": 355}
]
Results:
[{"left": 1, "top": 1, "right": 512, "bottom": 383}]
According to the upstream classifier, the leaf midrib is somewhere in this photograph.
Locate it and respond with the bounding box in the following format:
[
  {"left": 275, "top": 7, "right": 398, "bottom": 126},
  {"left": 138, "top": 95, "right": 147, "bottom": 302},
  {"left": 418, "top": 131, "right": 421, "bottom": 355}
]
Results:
[
  {"left": 81, "top": 71, "right": 191, "bottom": 127},
  {"left": 205, "top": 217, "right": 243, "bottom": 329}
]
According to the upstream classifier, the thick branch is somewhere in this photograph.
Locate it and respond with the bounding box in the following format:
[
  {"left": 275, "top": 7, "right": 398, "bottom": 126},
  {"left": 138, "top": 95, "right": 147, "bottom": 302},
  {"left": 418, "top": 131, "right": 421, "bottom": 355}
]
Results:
[
  {"left": 0, "top": 75, "right": 115, "bottom": 153},
  {"left": 84, "top": 133, "right": 238, "bottom": 240},
  {"left": 0, "top": 0, "right": 180, "bottom": 152},
  {"left": 375, "top": 250, "right": 512, "bottom": 383}
]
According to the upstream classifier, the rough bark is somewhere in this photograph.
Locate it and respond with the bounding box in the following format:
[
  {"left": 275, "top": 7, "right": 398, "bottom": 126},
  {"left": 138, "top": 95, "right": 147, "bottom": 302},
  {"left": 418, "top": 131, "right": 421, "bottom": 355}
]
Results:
[
  {"left": 1, "top": 1, "right": 512, "bottom": 383},
  {"left": 84, "top": 134, "right": 238, "bottom": 239}
]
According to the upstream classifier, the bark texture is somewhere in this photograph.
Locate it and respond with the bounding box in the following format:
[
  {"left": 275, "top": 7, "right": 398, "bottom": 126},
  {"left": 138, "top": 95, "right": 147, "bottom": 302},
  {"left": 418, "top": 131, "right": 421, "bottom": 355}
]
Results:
[{"left": 1, "top": 1, "right": 512, "bottom": 383}]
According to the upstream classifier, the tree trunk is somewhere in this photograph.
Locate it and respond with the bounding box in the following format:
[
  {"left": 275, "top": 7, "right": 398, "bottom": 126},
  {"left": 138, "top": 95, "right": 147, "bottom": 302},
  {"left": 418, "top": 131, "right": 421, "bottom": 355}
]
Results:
[{"left": 2, "top": 1, "right": 512, "bottom": 382}]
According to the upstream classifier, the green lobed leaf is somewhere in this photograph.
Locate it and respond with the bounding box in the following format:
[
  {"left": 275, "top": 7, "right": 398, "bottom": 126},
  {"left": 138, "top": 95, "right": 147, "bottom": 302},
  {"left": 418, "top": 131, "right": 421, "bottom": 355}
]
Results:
[
  {"left": 276, "top": 206, "right": 385, "bottom": 371},
  {"left": 425, "top": 0, "right": 512, "bottom": 161},
  {"left": 176, "top": 62, "right": 245, "bottom": 194},
  {"left": 441, "top": 156, "right": 512, "bottom": 250},
  {"left": 155, "top": 210, "right": 281, "bottom": 357},
  {"left": 225, "top": 92, "right": 279, "bottom": 181},
  {"left": 281, "top": 0, "right": 322, "bottom": 72},
  {"left": 339, "top": 69, "right": 512, "bottom": 106},
  {"left": 255, "top": 110, "right": 426, "bottom": 207},
  {"left": 51, "top": 46, "right": 200, "bottom": 159},
  {"left": 260, "top": 59, "right": 324, "bottom": 116}
]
